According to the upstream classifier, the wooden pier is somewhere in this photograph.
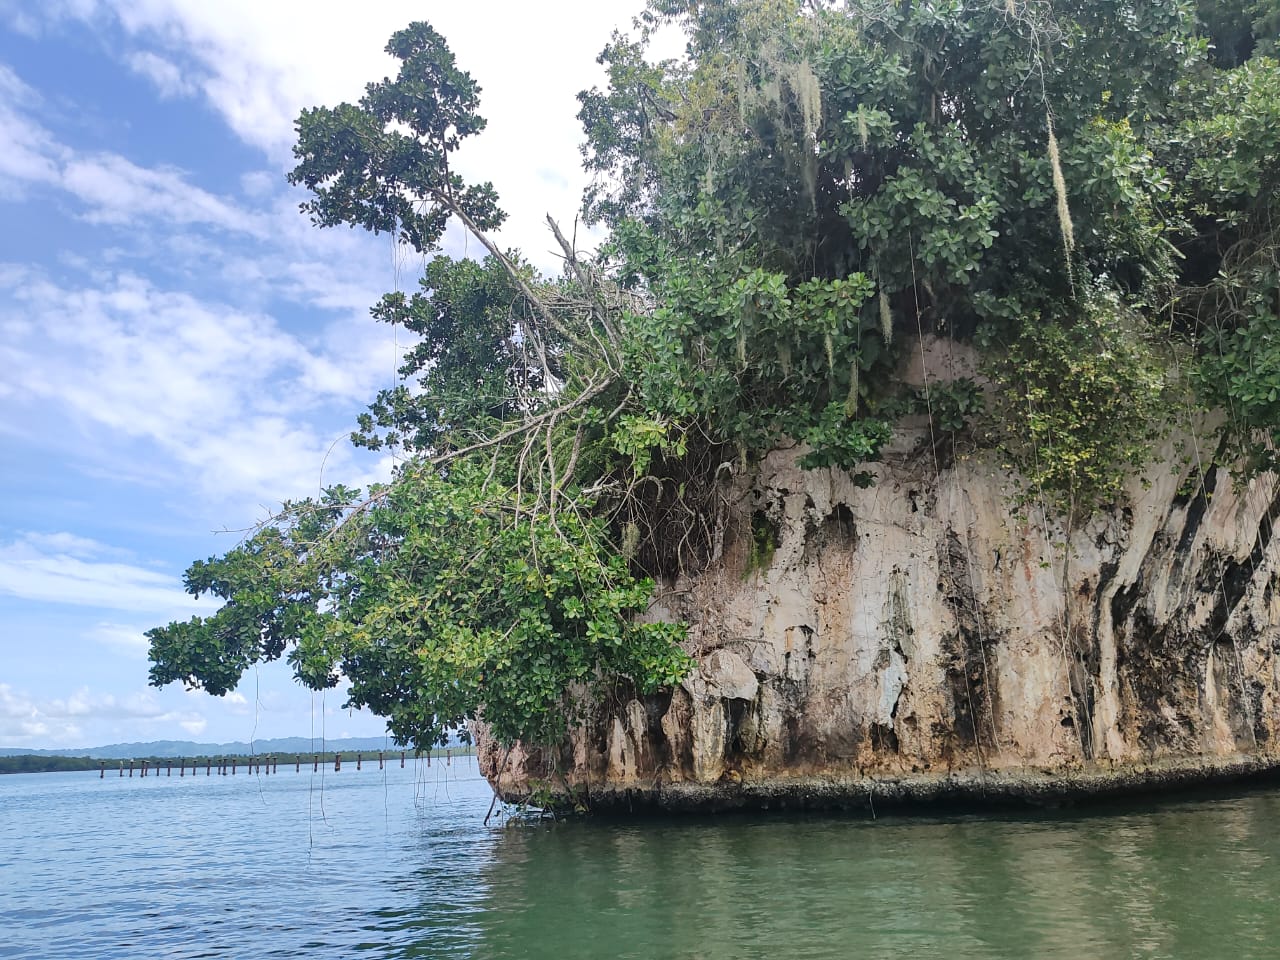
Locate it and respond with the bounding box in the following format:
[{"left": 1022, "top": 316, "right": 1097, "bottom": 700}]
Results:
[{"left": 98, "top": 749, "right": 469, "bottom": 780}]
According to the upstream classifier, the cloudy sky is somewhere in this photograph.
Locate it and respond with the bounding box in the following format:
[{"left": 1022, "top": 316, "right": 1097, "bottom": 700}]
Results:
[{"left": 0, "top": 0, "right": 655, "bottom": 749}]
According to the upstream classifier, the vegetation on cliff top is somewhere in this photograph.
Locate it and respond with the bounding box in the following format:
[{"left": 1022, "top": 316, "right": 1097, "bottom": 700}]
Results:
[{"left": 148, "top": 1, "right": 1280, "bottom": 749}]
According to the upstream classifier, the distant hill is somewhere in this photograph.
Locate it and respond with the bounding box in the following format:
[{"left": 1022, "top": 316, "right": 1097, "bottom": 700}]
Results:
[{"left": 0, "top": 735, "right": 448, "bottom": 760}]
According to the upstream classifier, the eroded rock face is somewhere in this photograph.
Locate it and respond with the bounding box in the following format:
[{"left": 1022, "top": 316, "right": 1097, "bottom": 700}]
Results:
[{"left": 478, "top": 343, "right": 1280, "bottom": 812}]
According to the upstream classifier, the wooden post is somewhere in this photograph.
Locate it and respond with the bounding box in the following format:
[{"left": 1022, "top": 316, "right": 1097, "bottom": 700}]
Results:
[
  {"left": 446, "top": 749, "right": 452, "bottom": 766},
  {"left": 379, "top": 751, "right": 384, "bottom": 770},
  {"left": 100, "top": 760, "right": 105, "bottom": 779},
  {"left": 334, "top": 753, "right": 341, "bottom": 772},
  {"left": 313, "top": 754, "right": 319, "bottom": 773},
  {"left": 119, "top": 762, "right": 124, "bottom": 777},
  {"left": 356, "top": 752, "right": 362, "bottom": 771},
  {"left": 400, "top": 751, "right": 405, "bottom": 768},
  {"left": 128, "top": 760, "right": 133, "bottom": 778},
  {"left": 272, "top": 756, "right": 277, "bottom": 774},
  {"left": 141, "top": 760, "right": 147, "bottom": 777},
  {"left": 295, "top": 755, "right": 300, "bottom": 773},
  {"left": 167, "top": 761, "right": 172, "bottom": 777},
  {"left": 231, "top": 758, "right": 236, "bottom": 775},
  {"left": 206, "top": 758, "right": 211, "bottom": 776},
  {"left": 180, "top": 759, "right": 185, "bottom": 777}
]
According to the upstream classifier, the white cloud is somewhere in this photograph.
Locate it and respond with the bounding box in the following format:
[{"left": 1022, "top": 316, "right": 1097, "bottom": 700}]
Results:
[
  {"left": 86, "top": 621, "right": 151, "bottom": 655},
  {"left": 1, "top": 6, "right": 42, "bottom": 36},
  {"left": 0, "top": 268, "right": 393, "bottom": 507},
  {"left": 0, "top": 532, "right": 214, "bottom": 613},
  {"left": 22, "top": 531, "right": 121, "bottom": 559},
  {"left": 239, "top": 169, "right": 276, "bottom": 198},
  {"left": 63, "top": 153, "right": 265, "bottom": 235},
  {"left": 0, "top": 669, "right": 388, "bottom": 749},
  {"left": 0, "top": 65, "right": 65, "bottom": 194},
  {"left": 125, "top": 49, "right": 196, "bottom": 98},
  {"left": 0, "top": 682, "right": 209, "bottom": 748},
  {"left": 0, "top": 63, "right": 265, "bottom": 236}
]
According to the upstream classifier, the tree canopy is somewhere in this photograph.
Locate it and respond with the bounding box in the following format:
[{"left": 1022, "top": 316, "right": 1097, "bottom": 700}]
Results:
[{"left": 149, "top": 2, "right": 1280, "bottom": 749}]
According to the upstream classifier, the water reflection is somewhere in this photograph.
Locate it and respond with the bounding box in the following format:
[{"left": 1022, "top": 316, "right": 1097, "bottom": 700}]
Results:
[{"left": 441, "top": 792, "right": 1280, "bottom": 960}]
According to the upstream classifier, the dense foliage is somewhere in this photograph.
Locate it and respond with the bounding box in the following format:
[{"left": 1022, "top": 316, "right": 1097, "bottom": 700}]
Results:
[{"left": 150, "top": 2, "right": 1280, "bottom": 749}]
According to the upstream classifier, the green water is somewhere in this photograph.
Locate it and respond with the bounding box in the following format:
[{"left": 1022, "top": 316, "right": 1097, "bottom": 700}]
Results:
[
  {"left": 479, "top": 792, "right": 1279, "bottom": 959},
  {"left": 5, "top": 767, "right": 1279, "bottom": 958}
]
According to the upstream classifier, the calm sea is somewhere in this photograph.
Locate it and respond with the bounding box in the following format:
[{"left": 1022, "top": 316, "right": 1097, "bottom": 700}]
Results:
[{"left": 4, "top": 760, "right": 1280, "bottom": 959}]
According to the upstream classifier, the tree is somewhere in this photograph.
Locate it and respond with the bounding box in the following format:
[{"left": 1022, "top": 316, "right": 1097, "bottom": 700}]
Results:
[
  {"left": 149, "top": 22, "right": 687, "bottom": 748},
  {"left": 149, "top": 5, "right": 1280, "bottom": 750}
]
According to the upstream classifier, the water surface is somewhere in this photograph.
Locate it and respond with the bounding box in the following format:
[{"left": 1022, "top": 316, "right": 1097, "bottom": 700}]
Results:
[{"left": 3, "top": 761, "right": 1278, "bottom": 958}]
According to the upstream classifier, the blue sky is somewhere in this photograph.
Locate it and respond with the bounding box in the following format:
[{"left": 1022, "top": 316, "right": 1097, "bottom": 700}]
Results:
[{"left": 0, "top": 0, "right": 650, "bottom": 749}]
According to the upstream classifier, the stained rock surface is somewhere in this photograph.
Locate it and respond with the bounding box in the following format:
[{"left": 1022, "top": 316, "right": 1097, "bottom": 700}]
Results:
[{"left": 479, "top": 343, "right": 1280, "bottom": 812}]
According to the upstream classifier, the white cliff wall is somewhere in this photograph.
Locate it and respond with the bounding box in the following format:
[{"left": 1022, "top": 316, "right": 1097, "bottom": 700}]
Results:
[{"left": 480, "top": 344, "right": 1280, "bottom": 810}]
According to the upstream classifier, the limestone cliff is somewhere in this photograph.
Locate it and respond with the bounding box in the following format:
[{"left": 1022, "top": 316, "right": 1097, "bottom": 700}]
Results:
[{"left": 478, "top": 341, "right": 1280, "bottom": 812}]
